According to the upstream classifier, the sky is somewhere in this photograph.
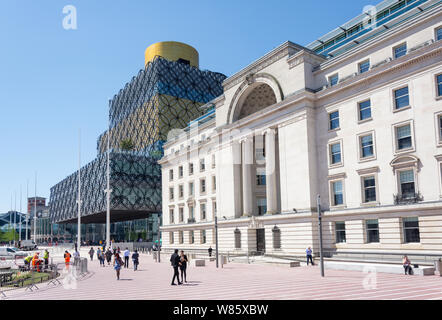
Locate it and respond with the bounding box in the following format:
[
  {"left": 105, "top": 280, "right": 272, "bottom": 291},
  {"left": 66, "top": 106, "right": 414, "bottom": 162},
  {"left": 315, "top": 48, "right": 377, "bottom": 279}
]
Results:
[{"left": 0, "top": 0, "right": 376, "bottom": 213}]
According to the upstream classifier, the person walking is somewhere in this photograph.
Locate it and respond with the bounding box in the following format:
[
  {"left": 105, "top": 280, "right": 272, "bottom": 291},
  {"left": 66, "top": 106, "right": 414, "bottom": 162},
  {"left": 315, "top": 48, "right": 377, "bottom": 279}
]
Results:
[
  {"left": 64, "top": 250, "right": 71, "bottom": 270},
  {"left": 105, "top": 248, "right": 112, "bottom": 265},
  {"left": 114, "top": 253, "right": 123, "bottom": 280},
  {"left": 124, "top": 248, "right": 130, "bottom": 268},
  {"left": 99, "top": 250, "right": 105, "bottom": 267},
  {"left": 96, "top": 247, "right": 101, "bottom": 261},
  {"left": 89, "top": 247, "right": 95, "bottom": 261},
  {"left": 403, "top": 255, "right": 413, "bottom": 275},
  {"left": 179, "top": 250, "right": 188, "bottom": 283},
  {"left": 132, "top": 250, "right": 139, "bottom": 271},
  {"left": 208, "top": 246, "right": 213, "bottom": 257},
  {"left": 170, "top": 249, "right": 182, "bottom": 285},
  {"left": 43, "top": 249, "right": 49, "bottom": 269},
  {"left": 73, "top": 250, "right": 80, "bottom": 267},
  {"left": 306, "top": 247, "right": 314, "bottom": 266}
]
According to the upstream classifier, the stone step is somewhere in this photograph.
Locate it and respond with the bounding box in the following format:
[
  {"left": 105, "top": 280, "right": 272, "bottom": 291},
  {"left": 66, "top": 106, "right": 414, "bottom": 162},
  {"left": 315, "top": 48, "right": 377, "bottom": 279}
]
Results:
[{"left": 324, "top": 261, "right": 436, "bottom": 276}]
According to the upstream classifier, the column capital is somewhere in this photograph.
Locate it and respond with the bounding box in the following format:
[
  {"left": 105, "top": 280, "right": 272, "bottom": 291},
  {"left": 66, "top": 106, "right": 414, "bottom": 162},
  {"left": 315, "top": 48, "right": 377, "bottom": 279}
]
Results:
[
  {"left": 239, "top": 135, "right": 253, "bottom": 144},
  {"left": 264, "top": 127, "right": 277, "bottom": 136}
]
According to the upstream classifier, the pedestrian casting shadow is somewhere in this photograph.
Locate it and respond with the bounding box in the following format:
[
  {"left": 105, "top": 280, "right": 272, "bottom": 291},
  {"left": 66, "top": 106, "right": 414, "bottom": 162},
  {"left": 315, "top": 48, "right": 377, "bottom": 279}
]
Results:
[{"left": 118, "top": 279, "right": 134, "bottom": 281}]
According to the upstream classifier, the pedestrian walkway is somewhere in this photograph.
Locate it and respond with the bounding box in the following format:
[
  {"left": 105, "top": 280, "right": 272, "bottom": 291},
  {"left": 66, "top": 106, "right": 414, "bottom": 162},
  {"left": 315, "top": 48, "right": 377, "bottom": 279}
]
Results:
[{"left": 3, "top": 249, "right": 442, "bottom": 300}]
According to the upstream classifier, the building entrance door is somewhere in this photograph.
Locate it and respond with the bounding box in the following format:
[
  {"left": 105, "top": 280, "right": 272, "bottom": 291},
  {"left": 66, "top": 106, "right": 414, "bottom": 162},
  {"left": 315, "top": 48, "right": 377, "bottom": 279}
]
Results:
[{"left": 256, "top": 229, "right": 265, "bottom": 254}]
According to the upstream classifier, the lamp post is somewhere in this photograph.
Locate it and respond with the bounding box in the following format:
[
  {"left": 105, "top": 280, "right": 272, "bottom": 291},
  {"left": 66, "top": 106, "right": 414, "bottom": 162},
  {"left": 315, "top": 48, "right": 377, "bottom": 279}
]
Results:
[
  {"left": 34, "top": 172, "right": 37, "bottom": 244},
  {"left": 157, "top": 216, "right": 161, "bottom": 263},
  {"left": 317, "top": 195, "right": 325, "bottom": 277},
  {"left": 77, "top": 129, "right": 82, "bottom": 252},
  {"left": 215, "top": 216, "right": 219, "bottom": 268},
  {"left": 105, "top": 113, "right": 112, "bottom": 250},
  {"left": 19, "top": 185, "right": 22, "bottom": 243}
]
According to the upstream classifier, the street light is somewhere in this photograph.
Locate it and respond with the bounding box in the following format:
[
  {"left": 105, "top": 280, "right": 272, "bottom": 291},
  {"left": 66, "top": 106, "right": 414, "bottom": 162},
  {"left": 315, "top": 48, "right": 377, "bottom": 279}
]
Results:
[
  {"left": 157, "top": 216, "right": 161, "bottom": 263},
  {"left": 317, "top": 195, "right": 325, "bottom": 277}
]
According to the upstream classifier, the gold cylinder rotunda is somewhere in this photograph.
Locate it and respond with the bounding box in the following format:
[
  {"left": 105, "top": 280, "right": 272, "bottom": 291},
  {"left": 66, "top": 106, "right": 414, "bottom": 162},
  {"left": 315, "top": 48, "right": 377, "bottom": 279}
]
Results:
[{"left": 144, "top": 41, "right": 199, "bottom": 68}]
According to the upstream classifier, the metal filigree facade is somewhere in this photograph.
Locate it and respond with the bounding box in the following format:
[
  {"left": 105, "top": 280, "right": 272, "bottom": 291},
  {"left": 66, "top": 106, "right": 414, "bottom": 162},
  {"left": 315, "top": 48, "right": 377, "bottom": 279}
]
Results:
[{"left": 49, "top": 57, "right": 226, "bottom": 224}]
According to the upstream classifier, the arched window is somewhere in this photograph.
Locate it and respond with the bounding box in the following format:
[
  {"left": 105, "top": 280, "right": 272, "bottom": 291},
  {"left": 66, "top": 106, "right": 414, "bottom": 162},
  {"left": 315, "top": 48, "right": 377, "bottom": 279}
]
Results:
[
  {"left": 234, "top": 228, "right": 241, "bottom": 249},
  {"left": 272, "top": 226, "right": 281, "bottom": 249}
]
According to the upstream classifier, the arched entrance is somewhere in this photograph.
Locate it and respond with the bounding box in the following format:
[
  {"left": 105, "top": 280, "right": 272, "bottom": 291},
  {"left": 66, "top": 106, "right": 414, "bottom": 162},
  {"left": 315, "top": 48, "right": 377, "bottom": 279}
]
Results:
[{"left": 232, "top": 83, "right": 277, "bottom": 122}]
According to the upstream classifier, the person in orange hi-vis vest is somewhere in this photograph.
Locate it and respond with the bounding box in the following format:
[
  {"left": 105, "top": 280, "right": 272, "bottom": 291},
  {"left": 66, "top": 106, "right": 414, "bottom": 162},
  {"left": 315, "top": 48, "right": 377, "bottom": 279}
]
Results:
[
  {"left": 31, "top": 253, "right": 39, "bottom": 271},
  {"left": 64, "top": 250, "right": 71, "bottom": 270}
]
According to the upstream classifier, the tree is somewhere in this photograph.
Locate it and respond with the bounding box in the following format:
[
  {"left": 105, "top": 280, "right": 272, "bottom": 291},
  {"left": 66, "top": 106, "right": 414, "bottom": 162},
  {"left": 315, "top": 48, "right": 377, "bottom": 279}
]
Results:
[{"left": 120, "top": 139, "right": 135, "bottom": 151}]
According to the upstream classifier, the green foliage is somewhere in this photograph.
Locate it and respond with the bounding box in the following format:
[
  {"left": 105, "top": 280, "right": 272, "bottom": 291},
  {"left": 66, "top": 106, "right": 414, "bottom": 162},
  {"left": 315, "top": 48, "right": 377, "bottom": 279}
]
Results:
[
  {"left": 120, "top": 139, "right": 135, "bottom": 151},
  {"left": 0, "top": 229, "right": 17, "bottom": 242}
]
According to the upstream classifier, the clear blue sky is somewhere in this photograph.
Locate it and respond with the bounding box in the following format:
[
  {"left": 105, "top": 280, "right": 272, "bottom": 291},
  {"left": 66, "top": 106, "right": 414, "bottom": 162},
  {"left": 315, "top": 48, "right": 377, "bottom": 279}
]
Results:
[{"left": 0, "top": 0, "right": 375, "bottom": 213}]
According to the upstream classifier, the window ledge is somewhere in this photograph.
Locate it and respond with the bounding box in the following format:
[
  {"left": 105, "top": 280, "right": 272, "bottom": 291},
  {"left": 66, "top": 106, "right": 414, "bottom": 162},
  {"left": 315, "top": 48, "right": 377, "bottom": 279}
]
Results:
[
  {"left": 330, "top": 204, "right": 346, "bottom": 210},
  {"left": 360, "top": 201, "right": 380, "bottom": 207},
  {"left": 394, "top": 147, "right": 415, "bottom": 156},
  {"left": 393, "top": 105, "right": 412, "bottom": 113},
  {"left": 328, "top": 127, "right": 341, "bottom": 133},
  {"left": 358, "top": 118, "right": 373, "bottom": 125},
  {"left": 329, "top": 163, "right": 344, "bottom": 169},
  {"left": 358, "top": 156, "right": 376, "bottom": 163}
]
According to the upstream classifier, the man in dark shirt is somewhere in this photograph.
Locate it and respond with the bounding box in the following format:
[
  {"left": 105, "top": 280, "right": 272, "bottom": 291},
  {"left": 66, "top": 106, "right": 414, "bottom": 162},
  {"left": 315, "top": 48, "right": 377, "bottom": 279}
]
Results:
[{"left": 170, "top": 249, "right": 182, "bottom": 285}]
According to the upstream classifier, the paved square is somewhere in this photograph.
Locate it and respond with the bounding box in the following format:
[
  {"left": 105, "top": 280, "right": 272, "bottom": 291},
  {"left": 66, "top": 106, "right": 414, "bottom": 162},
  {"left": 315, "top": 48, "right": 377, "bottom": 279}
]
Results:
[{"left": 3, "top": 249, "right": 442, "bottom": 300}]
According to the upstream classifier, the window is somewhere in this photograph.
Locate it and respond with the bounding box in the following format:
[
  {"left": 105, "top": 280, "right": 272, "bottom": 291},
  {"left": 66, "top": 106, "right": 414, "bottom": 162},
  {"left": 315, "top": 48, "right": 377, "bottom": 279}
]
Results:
[
  {"left": 170, "top": 232, "right": 174, "bottom": 244},
  {"left": 179, "top": 185, "right": 184, "bottom": 198},
  {"left": 200, "top": 159, "right": 205, "bottom": 172},
  {"left": 201, "top": 230, "right": 206, "bottom": 244},
  {"left": 256, "top": 174, "right": 266, "bottom": 186},
  {"left": 179, "top": 207, "right": 184, "bottom": 223},
  {"left": 358, "top": 99, "right": 371, "bottom": 121},
  {"left": 359, "top": 60, "right": 370, "bottom": 74},
  {"left": 329, "top": 74, "right": 339, "bottom": 86},
  {"left": 403, "top": 217, "right": 420, "bottom": 243},
  {"left": 169, "top": 187, "right": 174, "bottom": 201},
  {"left": 212, "top": 176, "right": 216, "bottom": 192},
  {"left": 189, "top": 163, "right": 194, "bottom": 175},
  {"left": 363, "top": 176, "right": 376, "bottom": 203},
  {"left": 200, "top": 179, "right": 206, "bottom": 194},
  {"left": 335, "top": 222, "right": 346, "bottom": 243},
  {"left": 234, "top": 228, "right": 241, "bottom": 249},
  {"left": 256, "top": 168, "right": 266, "bottom": 185},
  {"left": 329, "top": 111, "right": 340, "bottom": 130},
  {"left": 169, "top": 169, "right": 174, "bottom": 181},
  {"left": 257, "top": 198, "right": 267, "bottom": 216},
  {"left": 438, "top": 114, "right": 442, "bottom": 142},
  {"left": 178, "top": 166, "right": 183, "bottom": 178},
  {"left": 360, "top": 134, "right": 374, "bottom": 158},
  {"left": 399, "top": 170, "right": 415, "bottom": 198},
  {"left": 179, "top": 231, "right": 183, "bottom": 244},
  {"left": 189, "top": 206, "right": 194, "bottom": 219},
  {"left": 169, "top": 208, "right": 174, "bottom": 224},
  {"left": 331, "top": 180, "right": 344, "bottom": 206},
  {"left": 395, "top": 124, "right": 412, "bottom": 150},
  {"left": 200, "top": 203, "right": 206, "bottom": 220},
  {"left": 394, "top": 86, "right": 409, "bottom": 110},
  {"left": 212, "top": 154, "right": 216, "bottom": 168},
  {"left": 272, "top": 226, "right": 281, "bottom": 249},
  {"left": 394, "top": 43, "right": 407, "bottom": 59},
  {"left": 437, "top": 74, "right": 442, "bottom": 97},
  {"left": 436, "top": 27, "right": 442, "bottom": 41},
  {"left": 366, "top": 219, "right": 379, "bottom": 243},
  {"left": 329, "top": 142, "right": 342, "bottom": 165},
  {"left": 189, "top": 231, "right": 194, "bottom": 244},
  {"left": 189, "top": 182, "right": 194, "bottom": 196}
]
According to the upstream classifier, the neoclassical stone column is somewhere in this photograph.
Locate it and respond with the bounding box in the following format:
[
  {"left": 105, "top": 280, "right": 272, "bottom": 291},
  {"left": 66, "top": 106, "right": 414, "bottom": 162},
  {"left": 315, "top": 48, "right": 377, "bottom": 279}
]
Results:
[
  {"left": 241, "top": 136, "right": 254, "bottom": 217},
  {"left": 265, "top": 128, "right": 278, "bottom": 214}
]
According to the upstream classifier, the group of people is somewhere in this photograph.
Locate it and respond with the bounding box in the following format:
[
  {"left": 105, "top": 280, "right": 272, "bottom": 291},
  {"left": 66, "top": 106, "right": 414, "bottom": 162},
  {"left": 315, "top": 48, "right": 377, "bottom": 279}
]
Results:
[
  {"left": 24, "top": 249, "right": 50, "bottom": 272},
  {"left": 86, "top": 246, "right": 140, "bottom": 280},
  {"left": 170, "top": 249, "right": 189, "bottom": 285}
]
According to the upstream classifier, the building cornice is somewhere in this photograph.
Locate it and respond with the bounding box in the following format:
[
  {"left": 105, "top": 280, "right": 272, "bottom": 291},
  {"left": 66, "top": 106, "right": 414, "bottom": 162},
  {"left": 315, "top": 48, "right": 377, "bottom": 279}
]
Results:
[{"left": 222, "top": 41, "right": 309, "bottom": 91}]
